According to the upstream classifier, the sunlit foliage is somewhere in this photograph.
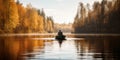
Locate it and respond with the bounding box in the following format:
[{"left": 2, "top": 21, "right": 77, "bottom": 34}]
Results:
[{"left": 0, "top": 0, "right": 54, "bottom": 33}]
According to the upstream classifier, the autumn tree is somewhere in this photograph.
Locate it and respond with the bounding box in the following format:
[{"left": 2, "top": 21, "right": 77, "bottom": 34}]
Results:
[
  {"left": 15, "top": 0, "right": 26, "bottom": 33},
  {"left": 4, "top": 0, "right": 19, "bottom": 33},
  {"left": 27, "top": 5, "right": 39, "bottom": 32},
  {"left": 45, "top": 17, "right": 54, "bottom": 33},
  {"left": 0, "top": 0, "right": 4, "bottom": 33},
  {"left": 37, "top": 10, "right": 44, "bottom": 32}
]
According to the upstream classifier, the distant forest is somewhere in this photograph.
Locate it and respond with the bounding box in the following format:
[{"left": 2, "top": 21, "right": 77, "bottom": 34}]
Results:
[
  {"left": 73, "top": 0, "right": 120, "bottom": 33},
  {"left": 0, "top": 0, "right": 54, "bottom": 33}
]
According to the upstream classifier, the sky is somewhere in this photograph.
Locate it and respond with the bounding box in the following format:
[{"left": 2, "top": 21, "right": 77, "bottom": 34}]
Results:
[{"left": 19, "top": 0, "right": 102, "bottom": 24}]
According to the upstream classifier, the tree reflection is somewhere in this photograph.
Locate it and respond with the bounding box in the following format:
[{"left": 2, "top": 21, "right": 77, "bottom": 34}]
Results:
[
  {"left": 74, "top": 37, "right": 120, "bottom": 60},
  {"left": 0, "top": 36, "right": 45, "bottom": 60},
  {"left": 0, "top": 35, "right": 120, "bottom": 60}
]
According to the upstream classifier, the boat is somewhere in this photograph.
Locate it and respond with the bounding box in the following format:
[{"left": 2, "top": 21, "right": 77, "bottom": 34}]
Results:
[{"left": 55, "top": 35, "right": 66, "bottom": 40}]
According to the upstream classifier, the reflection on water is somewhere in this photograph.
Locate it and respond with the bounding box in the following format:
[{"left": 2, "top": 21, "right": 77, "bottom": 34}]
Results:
[{"left": 0, "top": 34, "right": 120, "bottom": 60}]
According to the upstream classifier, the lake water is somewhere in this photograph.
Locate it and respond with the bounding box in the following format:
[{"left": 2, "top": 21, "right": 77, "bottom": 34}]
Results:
[{"left": 0, "top": 33, "right": 120, "bottom": 60}]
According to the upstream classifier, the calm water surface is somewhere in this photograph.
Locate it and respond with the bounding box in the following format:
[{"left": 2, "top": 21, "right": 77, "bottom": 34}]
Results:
[{"left": 0, "top": 34, "right": 120, "bottom": 60}]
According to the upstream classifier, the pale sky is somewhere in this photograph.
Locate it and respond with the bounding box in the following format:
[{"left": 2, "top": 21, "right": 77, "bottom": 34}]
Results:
[{"left": 19, "top": 0, "right": 102, "bottom": 24}]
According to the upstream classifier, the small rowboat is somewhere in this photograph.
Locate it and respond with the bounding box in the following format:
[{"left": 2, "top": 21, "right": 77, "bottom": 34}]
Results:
[{"left": 55, "top": 35, "right": 66, "bottom": 40}]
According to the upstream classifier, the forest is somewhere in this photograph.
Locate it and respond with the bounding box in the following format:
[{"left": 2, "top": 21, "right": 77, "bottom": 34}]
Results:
[
  {"left": 0, "top": 0, "right": 54, "bottom": 33},
  {"left": 1, "top": 0, "right": 120, "bottom": 34},
  {"left": 73, "top": 0, "right": 120, "bottom": 33}
]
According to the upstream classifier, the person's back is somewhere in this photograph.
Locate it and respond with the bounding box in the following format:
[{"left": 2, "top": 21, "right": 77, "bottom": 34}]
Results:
[{"left": 58, "top": 30, "right": 63, "bottom": 36}]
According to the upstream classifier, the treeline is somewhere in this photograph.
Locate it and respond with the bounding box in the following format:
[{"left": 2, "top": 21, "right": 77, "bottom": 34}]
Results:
[
  {"left": 0, "top": 0, "right": 54, "bottom": 33},
  {"left": 73, "top": 0, "right": 120, "bottom": 33},
  {"left": 54, "top": 23, "right": 72, "bottom": 33}
]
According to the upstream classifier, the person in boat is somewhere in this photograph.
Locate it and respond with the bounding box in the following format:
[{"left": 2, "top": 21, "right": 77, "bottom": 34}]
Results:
[
  {"left": 56, "top": 30, "right": 66, "bottom": 40},
  {"left": 58, "top": 30, "right": 63, "bottom": 36}
]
